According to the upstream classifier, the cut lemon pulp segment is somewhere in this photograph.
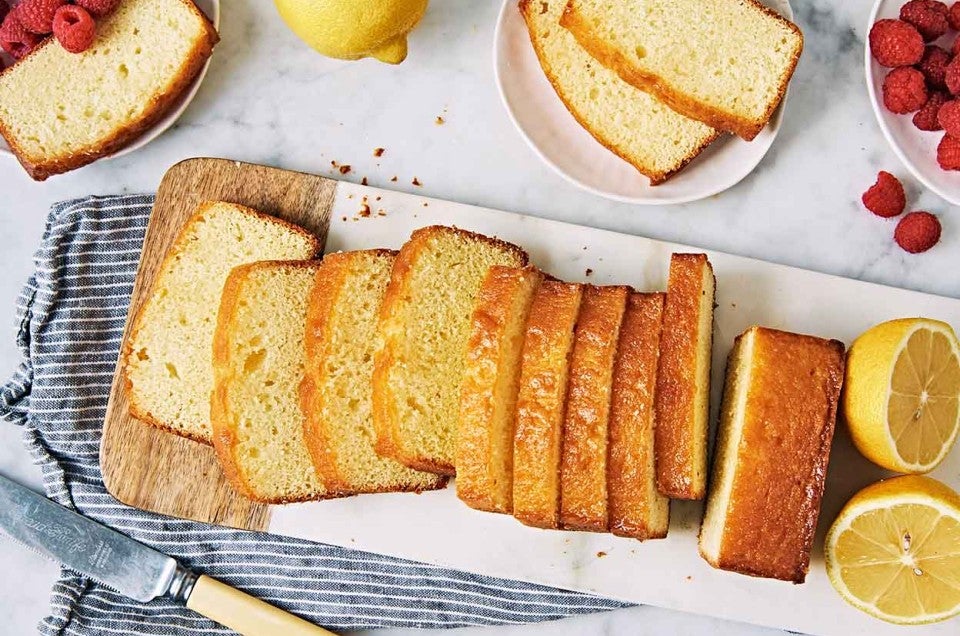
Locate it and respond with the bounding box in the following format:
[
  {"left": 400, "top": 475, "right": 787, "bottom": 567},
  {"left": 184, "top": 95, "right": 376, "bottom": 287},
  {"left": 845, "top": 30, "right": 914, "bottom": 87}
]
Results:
[
  {"left": 843, "top": 318, "right": 960, "bottom": 474},
  {"left": 825, "top": 476, "right": 960, "bottom": 625}
]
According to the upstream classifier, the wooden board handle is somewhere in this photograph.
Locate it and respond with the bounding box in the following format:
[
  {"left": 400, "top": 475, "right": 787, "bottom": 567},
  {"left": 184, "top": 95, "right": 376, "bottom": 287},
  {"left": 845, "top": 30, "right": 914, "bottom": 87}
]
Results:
[{"left": 186, "top": 575, "right": 336, "bottom": 635}]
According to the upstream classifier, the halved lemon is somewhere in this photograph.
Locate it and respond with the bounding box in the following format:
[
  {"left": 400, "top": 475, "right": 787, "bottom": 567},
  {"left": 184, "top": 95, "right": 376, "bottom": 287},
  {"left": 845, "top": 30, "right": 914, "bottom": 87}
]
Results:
[
  {"left": 825, "top": 475, "right": 960, "bottom": 625},
  {"left": 843, "top": 318, "right": 960, "bottom": 473}
]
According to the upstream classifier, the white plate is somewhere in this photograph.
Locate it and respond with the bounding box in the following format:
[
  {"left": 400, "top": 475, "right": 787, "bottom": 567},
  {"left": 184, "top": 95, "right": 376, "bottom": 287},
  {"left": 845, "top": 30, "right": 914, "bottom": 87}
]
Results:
[
  {"left": 866, "top": 0, "right": 960, "bottom": 205},
  {"left": 0, "top": 0, "right": 220, "bottom": 168},
  {"left": 493, "top": 0, "right": 793, "bottom": 205}
]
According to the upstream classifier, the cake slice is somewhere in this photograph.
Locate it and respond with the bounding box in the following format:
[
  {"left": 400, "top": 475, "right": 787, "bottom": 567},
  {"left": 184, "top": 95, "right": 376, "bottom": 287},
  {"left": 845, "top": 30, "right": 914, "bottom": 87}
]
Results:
[
  {"left": 559, "top": 285, "right": 630, "bottom": 532},
  {"left": 700, "top": 326, "right": 844, "bottom": 582},
  {"left": 372, "top": 226, "right": 528, "bottom": 475},
  {"left": 519, "top": 0, "right": 719, "bottom": 184},
  {"left": 300, "top": 250, "right": 448, "bottom": 496},
  {"left": 124, "top": 201, "right": 320, "bottom": 444},
  {"left": 561, "top": 0, "right": 803, "bottom": 140},
  {"left": 0, "top": 0, "right": 219, "bottom": 180},
  {"left": 457, "top": 266, "right": 545, "bottom": 513},
  {"left": 211, "top": 261, "right": 330, "bottom": 503},
  {"left": 608, "top": 293, "right": 669, "bottom": 540},
  {"left": 654, "top": 253, "right": 715, "bottom": 500},
  {"left": 513, "top": 281, "right": 583, "bottom": 529}
]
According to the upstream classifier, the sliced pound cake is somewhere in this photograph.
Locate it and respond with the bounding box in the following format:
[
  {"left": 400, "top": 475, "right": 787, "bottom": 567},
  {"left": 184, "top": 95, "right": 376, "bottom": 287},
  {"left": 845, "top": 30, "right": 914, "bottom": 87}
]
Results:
[
  {"left": 520, "top": 0, "right": 719, "bottom": 184},
  {"left": 456, "top": 266, "right": 544, "bottom": 513},
  {"left": 559, "top": 285, "right": 629, "bottom": 532},
  {"left": 654, "top": 254, "right": 715, "bottom": 500},
  {"left": 561, "top": 0, "right": 803, "bottom": 140},
  {"left": 372, "top": 226, "right": 528, "bottom": 476},
  {"left": 608, "top": 293, "right": 669, "bottom": 540},
  {"left": 0, "top": 0, "right": 218, "bottom": 180},
  {"left": 124, "top": 202, "right": 320, "bottom": 444},
  {"left": 211, "top": 261, "right": 328, "bottom": 503},
  {"left": 700, "top": 327, "right": 844, "bottom": 582},
  {"left": 513, "top": 281, "right": 583, "bottom": 529},
  {"left": 300, "top": 250, "right": 447, "bottom": 495}
]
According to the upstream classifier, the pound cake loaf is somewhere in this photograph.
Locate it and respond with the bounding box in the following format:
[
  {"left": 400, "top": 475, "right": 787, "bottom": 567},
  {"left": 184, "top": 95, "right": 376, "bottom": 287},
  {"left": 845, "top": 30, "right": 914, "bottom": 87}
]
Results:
[
  {"left": 654, "top": 253, "right": 715, "bottom": 500},
  {"left": 124, "top": 202, "right": 320, "bottom": 444},
  {"left": 373, "top": 226, "right": 528, "bottom": 475},
  {"left": 519, "top": 0, "right": 719, "bottom": 184},
  {"left": 0, "top": 0, "right": 219, "bottom": 180},
  {"left": 457, "top": 266, "right": 545, "bottom": 513},
  {"left": 211, "top": 261, "right": 329, "bottom": 503},
  {"left": 700, "top": 326, "right": 844, "bottom": 583},
  {"left": 561, "top": 0, "right": 803, "bottom": 140},
  {"left": 559, "top": 285, "right": 630, "bottom": 532},
  {"left": 608, "top": 293, "right": 669, "bottom": 540},
  {"left": 513, "top": 281, "right": 583, "bottom": 529},
  {"left": 300, "top": 251, "right": 447, "bottom": 496}
]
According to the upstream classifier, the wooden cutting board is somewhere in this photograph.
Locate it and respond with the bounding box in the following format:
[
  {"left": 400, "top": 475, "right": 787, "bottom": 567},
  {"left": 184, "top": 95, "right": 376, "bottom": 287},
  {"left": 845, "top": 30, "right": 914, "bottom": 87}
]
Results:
[{"left": 100, "top": 158, "right": 337, "bottom": 530}]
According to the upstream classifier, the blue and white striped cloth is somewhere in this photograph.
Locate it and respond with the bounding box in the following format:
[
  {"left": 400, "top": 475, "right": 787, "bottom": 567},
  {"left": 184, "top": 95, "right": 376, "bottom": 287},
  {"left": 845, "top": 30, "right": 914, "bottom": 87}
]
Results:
[{"left": 0, "top": 195, "right": 628, "bottom": 635}]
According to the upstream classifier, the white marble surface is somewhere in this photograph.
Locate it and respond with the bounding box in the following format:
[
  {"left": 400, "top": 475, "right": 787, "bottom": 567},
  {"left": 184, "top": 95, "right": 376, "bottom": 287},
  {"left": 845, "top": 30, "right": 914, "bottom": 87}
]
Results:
[{"left": 0, "top": 0, "right": 956, "bottom": 634}]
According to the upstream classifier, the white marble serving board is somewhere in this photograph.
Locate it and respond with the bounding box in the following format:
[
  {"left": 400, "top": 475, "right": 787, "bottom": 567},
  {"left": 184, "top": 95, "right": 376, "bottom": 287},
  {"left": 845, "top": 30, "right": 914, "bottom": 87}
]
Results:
[{"left": 265, "top": 181, "right": 960, "bottom": 636}]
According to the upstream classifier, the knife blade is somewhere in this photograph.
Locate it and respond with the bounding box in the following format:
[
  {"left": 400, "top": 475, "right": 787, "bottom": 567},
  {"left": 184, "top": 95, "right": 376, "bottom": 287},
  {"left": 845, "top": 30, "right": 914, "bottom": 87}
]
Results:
[{"left": 0, "top": 473, "right": 335, "bottom": 635}]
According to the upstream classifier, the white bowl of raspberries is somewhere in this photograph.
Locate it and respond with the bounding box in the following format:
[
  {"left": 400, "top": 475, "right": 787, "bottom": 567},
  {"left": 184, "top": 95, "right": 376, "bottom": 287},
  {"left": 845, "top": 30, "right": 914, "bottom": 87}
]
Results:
[{"left": 867, "top": 0, "right": 960, "bottom": 205}]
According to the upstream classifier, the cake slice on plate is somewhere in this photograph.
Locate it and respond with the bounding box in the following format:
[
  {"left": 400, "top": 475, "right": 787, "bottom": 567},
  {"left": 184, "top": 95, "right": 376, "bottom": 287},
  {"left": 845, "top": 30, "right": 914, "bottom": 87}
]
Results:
[{"left": 0, "top": 0, "right": 218, "bottom": 180}]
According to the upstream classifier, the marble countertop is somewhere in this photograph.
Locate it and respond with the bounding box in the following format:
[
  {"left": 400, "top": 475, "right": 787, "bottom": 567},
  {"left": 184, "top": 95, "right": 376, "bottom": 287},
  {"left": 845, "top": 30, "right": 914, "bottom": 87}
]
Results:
[{"left": 0, "top": 0, "right": 956, "bottom": 634}]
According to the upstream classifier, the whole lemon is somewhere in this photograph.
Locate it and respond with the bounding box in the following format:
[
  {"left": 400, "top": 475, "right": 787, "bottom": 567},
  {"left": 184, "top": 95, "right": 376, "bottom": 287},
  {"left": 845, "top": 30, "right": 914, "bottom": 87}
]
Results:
[{"left": 274, "top": 0, "right": 429, "bottom": 64}]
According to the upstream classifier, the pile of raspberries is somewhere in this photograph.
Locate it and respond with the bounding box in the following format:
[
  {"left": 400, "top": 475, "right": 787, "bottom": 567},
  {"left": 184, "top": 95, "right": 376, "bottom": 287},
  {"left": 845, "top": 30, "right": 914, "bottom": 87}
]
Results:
[
  {"left": 0, "top": 0, "right": 120, "bottom": 63},
  {"left": 862, "top": 171, "right": 943, "bottom": 253},
  {"left": 869, "top": 0, "right": 960, "bottom": 170}
]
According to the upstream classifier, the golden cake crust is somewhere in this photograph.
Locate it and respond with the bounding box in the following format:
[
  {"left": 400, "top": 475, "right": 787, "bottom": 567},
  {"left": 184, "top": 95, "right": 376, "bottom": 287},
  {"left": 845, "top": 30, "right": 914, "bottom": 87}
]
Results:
[
  {"left": 559, "top": 284, "right": 630, "bottom": 532},
  {"left": 654, "top": 253, "right": 715, "bottom": 500},
  {"left": 608, "top": 292, "right": 669, "bottom": 540},
  {"left": 701, "top": 326, "right": 845, "bottom": 582},
  {"left": 513, "top": 281, "right": 583, "bottom": 529}
]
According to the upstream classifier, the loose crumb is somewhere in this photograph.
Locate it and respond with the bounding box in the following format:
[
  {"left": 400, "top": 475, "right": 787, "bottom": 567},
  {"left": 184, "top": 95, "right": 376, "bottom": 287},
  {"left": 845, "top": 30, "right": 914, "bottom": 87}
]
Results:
[
  {"left": 347, "top": 194, "right": 354, "bottom": 199},
  {"left": 582, "top": 246, "right": 587, "bottom": 250},
  {"left": 585, "top": 268, "right": 594, "bottom": 277},
  {"left": 375, "top": 196, "right": 381, "bottom": 201},
  {"left": 339, "top": 165, "right": 352, "bottom": 175},
  {"left": 373, "top": 147, "right": 385, "bottom": 157},
  {"left": 341, "top": 216, "right": 347, "bottom": 222},
  {"left": 686, "top": 576, "right": 693, "bottom": 581},
  {"left": 596, "top": 551, "right": 607, "bottom": 558},
  {"left": 361, "top": 177, "right": 368, "bottom": 186},
  {"left": 422, "top": 202, "right": 429, "bottom": 207},
  {"left": 435, "top": 116, "right": 445, "bottom": 125},
  {"left": 391, "top": 176, "right": 398, "bottom": 182},
  {"left": 359, "top": 196, "right": 371, "bottom": 217},
  {"left": 412, "top": 177, "right": 422, "bottom": 186},
  {"left": 377, "top": 210, "right": 387, "bottom": 217}
]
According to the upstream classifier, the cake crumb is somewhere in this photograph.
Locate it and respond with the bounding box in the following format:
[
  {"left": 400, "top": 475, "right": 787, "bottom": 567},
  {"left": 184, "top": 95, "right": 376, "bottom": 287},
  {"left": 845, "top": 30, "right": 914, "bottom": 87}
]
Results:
[
  {"left": 339, "top": 165, "right": 352, "bottom": 175},
  {"left": 377, "top": 209, "right": 387, "bottom": 217},
  {"left": 373, "top": 147, "right": 385, "bottom": 157},
  {"left": 341, "top": 216, "right": 347, "bottom": 222},
  {"left": 347, "top": 194, "right": 354, "bottom": 199},
  {"left": 375, "top": 196, "right": 381, "bottom": 201},
  {"left": 686, "top": 576, "right": 693, "bottom": 581},
  {"left": 412, "top": 177, "right": 422, "bottom": 186},
  {"left": 596, "top": 551, "right": 607, "bottom": 558},
  {"left": 361, "top": 177, "right": 368, "bottom": 186},
  {"left": 585, "top": 268, "right": 594, "bottom": 277},
  {"left": 359, "top": 196, "right": 371, "bottom": 218},
  {"left": 422, "top": 202, "right": 429, "bottom": 207},
  {"left": 435, "top": 116, "right": 445, "bottom": 125},
  {"left": 391, "top": 176, "right": 398, "bottom": 182}
]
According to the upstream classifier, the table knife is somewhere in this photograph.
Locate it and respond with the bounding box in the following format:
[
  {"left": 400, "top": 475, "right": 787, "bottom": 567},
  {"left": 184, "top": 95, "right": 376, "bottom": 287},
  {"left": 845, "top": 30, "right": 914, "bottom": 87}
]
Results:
[{"left": 0, "top": 473, "right": 335, "bottom": 636}]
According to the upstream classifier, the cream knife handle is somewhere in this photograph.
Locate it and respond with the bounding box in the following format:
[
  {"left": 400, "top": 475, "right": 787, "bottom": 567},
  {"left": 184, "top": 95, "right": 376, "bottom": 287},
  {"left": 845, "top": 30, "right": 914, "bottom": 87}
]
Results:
[{"left": 186, "top": 575, "right": 336, "bottom": 636}]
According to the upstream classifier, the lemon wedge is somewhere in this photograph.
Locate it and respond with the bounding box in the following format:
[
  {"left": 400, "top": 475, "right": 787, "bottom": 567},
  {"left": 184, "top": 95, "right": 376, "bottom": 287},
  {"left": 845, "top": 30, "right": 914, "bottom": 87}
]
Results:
[
  {"left": 843, "top": 318, "right": 960, "bottom": 474},
  {"left": 825, "top": 475, "right": 960, "bottom": 625}
]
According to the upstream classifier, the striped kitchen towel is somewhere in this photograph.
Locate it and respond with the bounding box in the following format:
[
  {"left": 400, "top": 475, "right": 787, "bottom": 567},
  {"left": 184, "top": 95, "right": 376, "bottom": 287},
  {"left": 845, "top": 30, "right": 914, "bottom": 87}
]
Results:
[{"left": 0, "top": 195, "right": 629, "bottom": 635}]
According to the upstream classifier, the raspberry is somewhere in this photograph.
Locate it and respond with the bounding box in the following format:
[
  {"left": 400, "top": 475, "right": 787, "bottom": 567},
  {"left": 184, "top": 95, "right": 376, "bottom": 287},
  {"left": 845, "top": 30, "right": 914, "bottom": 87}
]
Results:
[
  {"left": 52, "top": 4, "right": 94, "bottom": 53},
  {"left": 870, "top": 19, "right": 925, "bottom": 67},
  {"left": 945, "top": 55, "right": 960, "bottom": 93},
  {"left": 74, "top": 0, "right": 120, "bottom": 17},
  {"left": 914, "top": 90, "right": 949, "bottom": 129},
  {"left": 862, "top": 171, "right": 907, "bottom": 218},
  {"left": 937, "top": 132, "right": 960, "bottom": 168},
  {"left": 883, "top": 67, "right": 929, "bottom": 113},
  {"left": 17, "top": 0, "right": 66, "bottom": 34},
  {"left": 895, "top": 211, "right": 942, "bottom": 253},
  {"left": 901, "top": 0, "right": 950, "bottom": 41},
  {"left": 950, "top": 2, "right": 960, "bottom": 28},
  {"left": 0, "top": 9, "right": 42, "bottom": 59},
  {"left": 917, "top": 45, "right": 951, "bottom": 89},
  {"left": 936, "top": 98, "right": 960, "bottom": 135}
]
